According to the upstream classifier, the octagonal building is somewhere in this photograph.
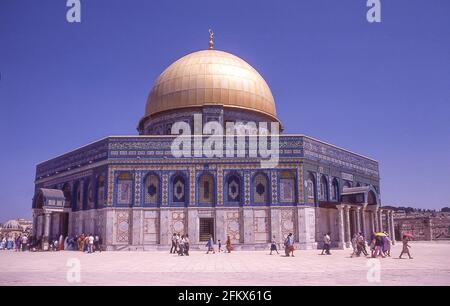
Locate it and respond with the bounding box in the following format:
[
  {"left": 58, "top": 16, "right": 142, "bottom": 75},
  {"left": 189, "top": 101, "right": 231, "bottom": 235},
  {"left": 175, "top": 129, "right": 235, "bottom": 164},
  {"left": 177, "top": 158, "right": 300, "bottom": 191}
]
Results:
[{"left": 32, "top": 46, "right": 394, "bottom": 251}]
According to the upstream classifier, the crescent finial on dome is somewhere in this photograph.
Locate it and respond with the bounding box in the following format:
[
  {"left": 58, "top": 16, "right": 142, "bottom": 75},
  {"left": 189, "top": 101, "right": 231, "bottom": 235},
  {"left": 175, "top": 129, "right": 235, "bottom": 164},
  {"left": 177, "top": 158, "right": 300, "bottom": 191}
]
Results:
[{"left": 208, "top": 29, "right": 214, "bottom": 49}]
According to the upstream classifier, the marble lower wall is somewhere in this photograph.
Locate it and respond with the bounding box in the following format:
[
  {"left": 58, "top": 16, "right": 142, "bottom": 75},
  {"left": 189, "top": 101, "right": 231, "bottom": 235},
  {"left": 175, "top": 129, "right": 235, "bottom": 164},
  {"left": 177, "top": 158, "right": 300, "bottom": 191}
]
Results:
[{"left": 40, "top": 206, "right": 321, "bottom": 250}]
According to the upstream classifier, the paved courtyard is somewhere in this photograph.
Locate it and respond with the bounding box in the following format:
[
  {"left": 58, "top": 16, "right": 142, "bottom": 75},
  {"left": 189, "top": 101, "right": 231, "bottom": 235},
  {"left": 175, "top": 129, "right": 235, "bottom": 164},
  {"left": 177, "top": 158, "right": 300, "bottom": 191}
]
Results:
[{"left": 1, "top": 242, "right": 449, "bottom": 286}]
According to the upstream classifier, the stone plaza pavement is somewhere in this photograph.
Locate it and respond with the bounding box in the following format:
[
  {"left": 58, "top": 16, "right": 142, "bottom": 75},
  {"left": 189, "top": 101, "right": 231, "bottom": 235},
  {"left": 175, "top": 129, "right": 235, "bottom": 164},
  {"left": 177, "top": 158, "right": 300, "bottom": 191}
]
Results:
[{"left": 0, "top": 242, "right": 449, "bottom": 286}]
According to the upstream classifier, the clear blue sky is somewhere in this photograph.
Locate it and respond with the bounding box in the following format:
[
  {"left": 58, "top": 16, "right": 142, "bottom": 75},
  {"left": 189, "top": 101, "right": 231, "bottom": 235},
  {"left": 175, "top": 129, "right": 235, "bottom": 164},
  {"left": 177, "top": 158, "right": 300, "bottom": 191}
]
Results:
[{"left": 0, "top": 0, "right": 449, "bottom": 222}]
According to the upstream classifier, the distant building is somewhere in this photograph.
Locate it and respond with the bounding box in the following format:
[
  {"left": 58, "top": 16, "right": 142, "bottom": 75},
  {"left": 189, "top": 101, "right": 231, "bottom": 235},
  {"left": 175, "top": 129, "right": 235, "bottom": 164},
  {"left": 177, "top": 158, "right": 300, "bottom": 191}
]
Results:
[
  {"left": 393, "top": 210, "right": 406, "bottom": 218},
  {"left": 394, "top": 216, "right": 450, "bottom": 241},
  {"left": 0, "top": 219, "right": 32, "bottom": 237}
]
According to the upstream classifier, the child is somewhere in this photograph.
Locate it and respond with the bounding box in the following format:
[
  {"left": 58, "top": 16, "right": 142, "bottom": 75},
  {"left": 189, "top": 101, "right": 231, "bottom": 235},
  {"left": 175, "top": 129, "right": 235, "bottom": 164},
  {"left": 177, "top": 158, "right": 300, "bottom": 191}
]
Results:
[{"left": 270, "top": 236, "right": 279, "bottom": 255}]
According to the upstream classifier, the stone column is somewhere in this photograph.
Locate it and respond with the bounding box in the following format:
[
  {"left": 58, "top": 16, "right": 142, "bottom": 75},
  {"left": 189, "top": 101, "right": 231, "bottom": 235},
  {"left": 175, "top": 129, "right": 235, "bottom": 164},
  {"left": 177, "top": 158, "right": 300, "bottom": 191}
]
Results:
[
  {"left": 373, "top": 209, "right": 379, "bottom": 232},
  {"left": 389, "top": 211, "right": 396, "bottom": 245},
  {"left": 378, "top": 209, "right": 384, "bottom": 232},
  {"left": 42, "top": 211, "right": 52, "bottom": 251},
  {"left": 361, "top": 207, "right": 366, "bottom": 238},
  {"left": 344, "top": 205, "right": 351, "bottom": 248},
  {"left": 32, "top": 210, "right": 38, "bottom": 238},
  {"left": 337, "top": 205, "right": 346, "bottom": 249},
  {"left": 356, "top": 207, "right": 361, "bottom": 234},
  {"left": 386, "top": 210, "right": 392, "bottom": 237}
]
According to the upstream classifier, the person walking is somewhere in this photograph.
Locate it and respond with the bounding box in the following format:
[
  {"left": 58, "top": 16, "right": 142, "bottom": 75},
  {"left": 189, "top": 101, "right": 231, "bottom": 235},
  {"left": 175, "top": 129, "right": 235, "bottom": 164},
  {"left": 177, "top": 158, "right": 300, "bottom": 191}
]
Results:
[
  {"left": 175, "top": 233, "right": 181, "bottom": 254},
  {"left": 184, "top": 234, "right": 190, "bottom": 256},
  {"left": 170, "top": 233, "right": 177, "bottom": 254},
  {"left": 94, "top": 235, "right": 102, "bottom": 252},
  {"left": 285, "top": 233, "right": 295, "bottom": 257},
  {"left": 351, "top": 234, "right": 358, "bottom": 257},
  {"left": 358, "top": 233, "right": 368, "bottom": 256},
  {"left": 87, "top": 234, "right": 94, "bottom": 253},
  {"left": 370, "top": 232, "right": 376, "bottom": 258},
  {"left": 321, "top": 232, "right": 331, "bottom": 255},
  {"left": 83, "top": 235, "right": 90, "bottom": 252},
  {"left": 178, "top": 235, "right": 185, "bottom": 256},
  {"left": 384, "top": 233, "right": 391, "bottom": 257},
  {"left": 218, "top": 240, "right": 222, "bottom": 253},
  {"left": 225, "top": 235, "right": 232, "bottom": 253},
  {"left": 373, "top": 236, "right": 385, "bottom": 258},
  {"left": 58, "top": 235, "right": 64, "bottom": 251},
  {"left": 270, "top": 236, "right": 279, "bottom": 255},
  {"left": 15, "top": 235, "right": 21, "bottom": 252},
  {"left": 399, "top": 236, "right": 413, "bottom": 259},
  {"left": 206, "top": 234, "right": 215, "bottom": 254},
  {"left": 21, "top": 235, "right": 28, "bottom": 252}
]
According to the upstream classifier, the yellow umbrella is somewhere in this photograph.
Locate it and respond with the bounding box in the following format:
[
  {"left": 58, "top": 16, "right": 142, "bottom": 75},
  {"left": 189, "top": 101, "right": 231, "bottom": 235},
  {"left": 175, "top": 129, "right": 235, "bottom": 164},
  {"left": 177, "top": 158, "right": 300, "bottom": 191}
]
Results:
[{"left": 375, "top": 232, "right": 387, "bottom": 237}]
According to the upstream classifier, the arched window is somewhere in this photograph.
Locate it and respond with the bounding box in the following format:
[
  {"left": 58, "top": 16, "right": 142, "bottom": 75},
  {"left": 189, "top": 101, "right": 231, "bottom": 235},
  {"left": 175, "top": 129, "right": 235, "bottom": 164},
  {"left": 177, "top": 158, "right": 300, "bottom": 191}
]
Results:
[
  {"left": 144, "top": 173, "right": 160, "bottom": 205},
  {"left": 97, "top": 175, "right": 105, "bottom": 207},
  {"left": 172, "top": 174, "right": 186, "bottom": 204},
  {"left": 253, "top": 173, "right": 269, "bottom": 204},
  {"left": 343, "top": 180, "right": 352, "bottom": 188},
  {"left": 117, "top": 172, "right": 133, "bottom": 205},
  {"left": 62, "top": 183, "right": 71, "bottom": 207},
  {"left": 34, "top": 191, "right": 44, "bottom": 209},
  {"left": 331, "top": 178, "right": 339, "bottom": 201},
  {"left": 226, "top": 174, "right": 241, "bottom": 203},
  {"left": 75, "top": 181, "right": 83, "bottom": 210},
  {"left": 319, "top": 175, "right": 329, "bottom": 201},
  {"left": 87, "top": 179, "right": 94, "bottom": 209},
  {"left": 306, "top": 173, "right": 315, "bottom": 201},
  {"left": 368, "top": 190, "right": 377, "bottom": 205},
  {"left": 280, "top": 171, "right": 296, "bottom": 203},
  {"left": 198, "top": 173, "right": 214, "bottom": 205}
]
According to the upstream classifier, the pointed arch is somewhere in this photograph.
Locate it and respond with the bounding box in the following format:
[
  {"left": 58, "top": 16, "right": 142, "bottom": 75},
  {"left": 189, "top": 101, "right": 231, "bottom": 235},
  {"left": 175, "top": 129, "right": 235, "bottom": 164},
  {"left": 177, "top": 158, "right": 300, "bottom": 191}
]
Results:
[{"left": 252, "top": 172, "right": 270, "bottom": 205}]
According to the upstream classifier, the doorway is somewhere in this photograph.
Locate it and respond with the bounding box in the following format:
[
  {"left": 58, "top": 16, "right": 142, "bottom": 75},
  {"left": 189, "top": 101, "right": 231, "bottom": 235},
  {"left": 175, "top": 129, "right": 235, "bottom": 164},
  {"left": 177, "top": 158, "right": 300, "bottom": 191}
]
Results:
[{"left": 199, "top": 218, "right": 214, "bottom": 242}]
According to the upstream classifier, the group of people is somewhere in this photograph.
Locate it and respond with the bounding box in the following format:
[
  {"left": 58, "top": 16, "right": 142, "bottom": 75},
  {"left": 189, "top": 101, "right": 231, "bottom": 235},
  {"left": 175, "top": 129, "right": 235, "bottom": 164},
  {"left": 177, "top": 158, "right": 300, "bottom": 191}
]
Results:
[
  {"left": 71, "top": 233, "right": 102, "bottom": 253},
  {"left": 170, "top": 233, "right": 190, "bottom": 256},
  {"left": 169, "top": 231, "right": 405, "bottom": 259},
  {"left": 170, "top": 233, "right": 235, "bottom": 255},
  {"left": 0, "top": 234, "right": 29, "bottom": 251},
  {"left": 44, "top": 233, "right": 102, "bottom": 253},
  {"left": 205, "top": 235, "right": 233, "bottom": 254}
]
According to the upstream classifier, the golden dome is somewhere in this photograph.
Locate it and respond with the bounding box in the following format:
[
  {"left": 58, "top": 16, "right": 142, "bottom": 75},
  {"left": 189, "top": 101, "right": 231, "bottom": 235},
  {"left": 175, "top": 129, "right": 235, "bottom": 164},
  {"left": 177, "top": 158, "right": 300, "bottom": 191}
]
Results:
[{"left": 143, "top": 49, "right": 278, "bottom": 122}]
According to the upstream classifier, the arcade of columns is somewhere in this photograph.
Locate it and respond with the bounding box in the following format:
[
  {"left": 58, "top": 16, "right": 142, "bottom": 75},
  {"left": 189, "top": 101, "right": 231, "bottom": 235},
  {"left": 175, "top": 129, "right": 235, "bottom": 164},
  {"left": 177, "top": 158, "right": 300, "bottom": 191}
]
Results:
[{"left": 336, "top": 205, "right": 395, "bottom": 248}]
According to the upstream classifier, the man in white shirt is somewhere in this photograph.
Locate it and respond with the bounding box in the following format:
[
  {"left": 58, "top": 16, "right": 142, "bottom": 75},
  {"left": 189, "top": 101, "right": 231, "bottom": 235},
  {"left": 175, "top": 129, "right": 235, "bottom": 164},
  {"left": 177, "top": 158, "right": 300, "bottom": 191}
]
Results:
[
  {"left": 321, "top": 232, "right": 331, "bottom": 255},
  {"left": 88, "top": 234, "right": 94, "bottom": 253}
]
